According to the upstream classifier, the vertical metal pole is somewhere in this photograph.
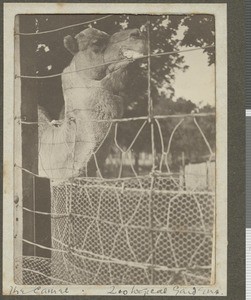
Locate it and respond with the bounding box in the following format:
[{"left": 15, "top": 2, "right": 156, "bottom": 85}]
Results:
[
  {"left": 147, "top": 18, "right": 155, "bottom": 284},
  {"left": 182, "top": 151, "right": 186, "bottom": 189},
  {"left": 147, "top": 20, "right": 155, "bottom": 173},
  {"left": 206, "top": 160, "right": 209, "bottom": 191}
]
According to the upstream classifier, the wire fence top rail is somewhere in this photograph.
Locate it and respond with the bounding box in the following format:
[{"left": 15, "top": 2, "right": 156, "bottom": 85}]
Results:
[
  {"left": 17, "top": 112, "right": 216, "bottom": 126},
  {"left": 15, "top": 15, "right": 114, "bottom": 36},
  {"left": 15, "top": 45, "right": 215, "bottom": 79},
  {"left": 15, "top": 163, "right": 216, "bottom": 194}
]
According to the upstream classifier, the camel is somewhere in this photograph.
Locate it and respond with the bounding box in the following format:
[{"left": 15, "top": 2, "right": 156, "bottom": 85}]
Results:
[{"left": 38, "top": 27, "right": 146, "bottom": 181}]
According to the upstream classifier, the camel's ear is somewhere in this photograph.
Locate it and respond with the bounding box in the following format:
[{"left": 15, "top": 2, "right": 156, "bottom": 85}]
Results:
[
  {"left": 74, "top": 32, "right": 89, "bottom": 51},
  {"left": 64, "top": 35, "right": 78, "bottom": 55},
  {"left": 75, "top": 28, "right": 110, "bottom": 52}
]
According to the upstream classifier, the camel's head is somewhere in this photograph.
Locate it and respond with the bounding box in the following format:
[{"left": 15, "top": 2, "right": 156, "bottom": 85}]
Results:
[
  {"left": 64, "top": 28, "right": 147, "bottom": 80},
  {"left": 64, "top": 27, "right": 110, "bottom": 55},
  {"left": 104, "top": 28, "right": 147, "bottom": 63},
  {"left": 64, "top": 28, "right": 110, "bottom": 80}
]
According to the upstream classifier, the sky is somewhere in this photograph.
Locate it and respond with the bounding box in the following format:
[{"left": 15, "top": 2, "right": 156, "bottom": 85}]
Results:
[{"left": 172, "top": 48, "right": 215, "bottom": 108}]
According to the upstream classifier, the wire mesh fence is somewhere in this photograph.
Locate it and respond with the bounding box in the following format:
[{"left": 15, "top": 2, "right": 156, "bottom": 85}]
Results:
[
  {"left": 16, "top": 173, "right": 214, "bottom": 285},
  {"left": 14, "top": 14, "right": 216, "bottom": 286}
]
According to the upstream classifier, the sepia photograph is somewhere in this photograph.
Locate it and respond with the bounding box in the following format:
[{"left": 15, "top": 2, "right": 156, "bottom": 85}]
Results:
[{"left": 3, "top": 3, "right": 227, "bottom": 296}]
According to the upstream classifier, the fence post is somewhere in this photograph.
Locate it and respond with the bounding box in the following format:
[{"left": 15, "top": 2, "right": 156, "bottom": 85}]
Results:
[
  {"left": 18, "top": 15, "right": 39, "bottom": 258},
  {"left": 14, "top": 14, "right": 23, "bottom": 283}
]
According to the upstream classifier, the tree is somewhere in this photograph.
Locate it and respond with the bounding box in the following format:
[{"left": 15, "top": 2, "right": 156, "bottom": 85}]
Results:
[
  {"left": 181, "top": 15, "right": 215, "bottom": 66},
  {"left": 153, "top": 96, "right": 215, "bottom": 170}
]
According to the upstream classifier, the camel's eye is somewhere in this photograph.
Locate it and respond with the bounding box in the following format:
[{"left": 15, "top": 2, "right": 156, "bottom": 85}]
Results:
[
  {"left": 92, "top": 39, "right": 102, "bottom": 46},
  {"left": 130, "top": 30, "right": 141, "bottom": 38}
]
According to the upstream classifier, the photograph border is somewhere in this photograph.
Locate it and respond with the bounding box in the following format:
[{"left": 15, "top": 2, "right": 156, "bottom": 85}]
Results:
[{"left": 1, "top": 0, "right": 245, "bottom": 299}]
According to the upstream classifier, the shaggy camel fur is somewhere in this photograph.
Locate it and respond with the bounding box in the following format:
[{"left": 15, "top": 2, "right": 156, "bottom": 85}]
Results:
[{"left": 38, "top": 28, "right": 146, "bottom": 180}]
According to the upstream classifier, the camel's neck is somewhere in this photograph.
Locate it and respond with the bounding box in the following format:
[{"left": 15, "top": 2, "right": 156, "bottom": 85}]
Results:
[
  {"left": 71, "top": 51, "right": 106, "bottom": 81},
  {"left": 61, "top": 60, "right": 103, "bottom": 116},
  {"left": 61, "top": 50, "right": 108, "bottom": 115}
]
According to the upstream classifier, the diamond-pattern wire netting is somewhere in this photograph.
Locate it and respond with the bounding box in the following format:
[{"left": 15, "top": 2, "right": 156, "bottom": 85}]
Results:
[{"left": 16, "top": 173, "right": 214, "bottom": 285}]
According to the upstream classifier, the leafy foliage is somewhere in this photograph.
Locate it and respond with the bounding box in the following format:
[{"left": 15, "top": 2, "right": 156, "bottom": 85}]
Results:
[{"left": 181, "top": 15, "right": 215, "bottom": 66}]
